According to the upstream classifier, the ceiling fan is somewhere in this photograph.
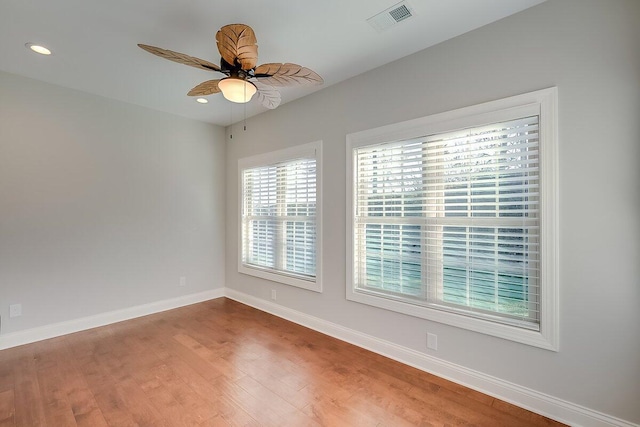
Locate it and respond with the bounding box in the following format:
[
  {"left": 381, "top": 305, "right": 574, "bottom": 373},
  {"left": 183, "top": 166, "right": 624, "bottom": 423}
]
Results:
[{"left": 138, "top": 24, "right": 323, "bottom": 109}]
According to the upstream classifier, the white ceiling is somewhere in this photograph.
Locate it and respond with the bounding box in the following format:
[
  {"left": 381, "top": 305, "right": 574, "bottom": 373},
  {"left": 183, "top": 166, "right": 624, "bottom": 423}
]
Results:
[{"left": 0, "top": 0, "right": 546, "bottom": 127}]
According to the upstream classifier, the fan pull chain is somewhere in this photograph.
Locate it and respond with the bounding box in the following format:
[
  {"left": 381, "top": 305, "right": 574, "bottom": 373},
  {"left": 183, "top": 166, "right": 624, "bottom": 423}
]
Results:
[
  {"left": 243, "top": 84, "right": 247, "bottom": 131},
  {"left": 229, "top": 104, "right": 233, "bottom": 139}
]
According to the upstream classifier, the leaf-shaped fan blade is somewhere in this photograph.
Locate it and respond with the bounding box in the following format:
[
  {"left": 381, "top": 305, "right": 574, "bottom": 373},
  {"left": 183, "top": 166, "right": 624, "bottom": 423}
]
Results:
[
  {"left": 254, "top": 63, "right": 323, "bottom": 87},
  {"left": 138, "top": 44, "right": 221, "bottom": 73},
  {"left": 215, "top": 24, "right": 258, "bottom": 70},
  {"left": 253, "top": 81, "right": 281, "bottom": 109},
  {"left": 187, "top": 79, "right": 222, "bottom": 96}
]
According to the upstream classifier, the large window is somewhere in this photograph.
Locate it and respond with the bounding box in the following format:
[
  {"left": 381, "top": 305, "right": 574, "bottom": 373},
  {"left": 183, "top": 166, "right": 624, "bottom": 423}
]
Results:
[
  {"left": 347, "top": 89, "right": 558, "bottom": 350},
  {"left": 239, "top": 141, "right": 322, "bottom": 292}
]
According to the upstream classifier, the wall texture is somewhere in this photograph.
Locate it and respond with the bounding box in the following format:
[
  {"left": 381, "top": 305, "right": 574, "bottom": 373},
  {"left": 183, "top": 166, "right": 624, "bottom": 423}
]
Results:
[
  {"left": 225, "top": 0, "right": 640, "bottom": 423},
  {"left": 0, "top": 71, "right": 226, "bottom": 334}
]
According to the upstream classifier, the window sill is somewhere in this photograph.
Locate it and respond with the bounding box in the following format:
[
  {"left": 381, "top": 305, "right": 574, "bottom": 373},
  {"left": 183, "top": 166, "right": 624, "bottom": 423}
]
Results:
[
  {"left": 239, "top": 264, "right": 322, "bottom": 293},
  {"left": 346, "top": 287, "right": 557, "bottom": 351}
]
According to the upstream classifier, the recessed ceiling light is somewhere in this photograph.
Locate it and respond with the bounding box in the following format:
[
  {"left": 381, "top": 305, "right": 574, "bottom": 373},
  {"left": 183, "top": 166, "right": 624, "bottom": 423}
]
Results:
[
  {"left": 196, "top": 98, "right": 208, "bottom": 104},
  {"left": 26, "top": 43, "right": 52, "bottom": 55}
]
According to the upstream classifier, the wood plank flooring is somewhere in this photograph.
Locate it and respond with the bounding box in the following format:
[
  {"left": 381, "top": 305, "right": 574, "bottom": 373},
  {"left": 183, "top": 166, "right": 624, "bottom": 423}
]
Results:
[{"left": 0, "top": 298, "right": 564, "bottom": 426}]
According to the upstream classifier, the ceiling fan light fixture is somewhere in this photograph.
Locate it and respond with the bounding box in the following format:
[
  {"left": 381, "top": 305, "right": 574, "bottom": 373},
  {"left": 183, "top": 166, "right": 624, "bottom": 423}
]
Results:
[
  {"left": 138, "top": 23, "right": 322, "bottom": 110},
  {"left": 218, "top": 77, "right": 257, "bottom": 103}
]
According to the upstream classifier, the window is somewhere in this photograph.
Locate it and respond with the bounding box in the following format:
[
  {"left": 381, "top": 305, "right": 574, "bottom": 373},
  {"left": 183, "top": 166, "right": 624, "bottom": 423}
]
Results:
[
  {"left": 239, "top": 141, "right": 322, "bottom": 292},
  {"left": 347, "top": 88, "right": 558, "bottom": 350}
]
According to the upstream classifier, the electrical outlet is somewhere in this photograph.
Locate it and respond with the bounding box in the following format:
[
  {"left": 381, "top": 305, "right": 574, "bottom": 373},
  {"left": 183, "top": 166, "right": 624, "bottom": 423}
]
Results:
[
  {"left": 427, "top": 332, "right": 438, "bottom": 350},
  {"left": 271, "top": 289, "right": 277, "bottom": 301},
  {"left": 9, "top": 304, "right": 22, "bottom": 318},
  {"left": 179, "top": 276, "right": 186, "bottom": 287}
]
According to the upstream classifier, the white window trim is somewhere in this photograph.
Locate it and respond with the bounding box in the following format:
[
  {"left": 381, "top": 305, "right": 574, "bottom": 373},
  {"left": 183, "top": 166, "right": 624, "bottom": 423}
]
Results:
[
  {"left": 238, "top": 141, "right": 323, "bottom": 293},
  {"left": 346, "top": 88, "right": 558, "bottom": 350}
]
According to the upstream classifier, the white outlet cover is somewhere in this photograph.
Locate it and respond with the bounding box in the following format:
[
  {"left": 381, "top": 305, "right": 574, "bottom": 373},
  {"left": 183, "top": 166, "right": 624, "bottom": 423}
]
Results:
[
  {"left": 9, "top": 304, "right": 22, "bottom": 318},
  {"left": 427, "top": 332, "right": 438, "bottom": 350}
]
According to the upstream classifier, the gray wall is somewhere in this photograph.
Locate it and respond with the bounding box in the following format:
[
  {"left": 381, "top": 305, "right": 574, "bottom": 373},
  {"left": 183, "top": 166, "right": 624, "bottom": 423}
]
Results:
[
  {"left": 0, "top": 71, "right": 226, "bottom": 334},
  {"left": 225, "top": 0, "right": 640, "bottom": 423}
]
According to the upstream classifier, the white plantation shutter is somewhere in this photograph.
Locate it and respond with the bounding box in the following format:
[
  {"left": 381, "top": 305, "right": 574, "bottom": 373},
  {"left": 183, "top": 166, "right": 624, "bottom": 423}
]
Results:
[
  {"left": 241, "top": 156, "right": 317, "bottom": 282},
  {"left": 353, "top": 116, "right": 540, "bottom": 329}
]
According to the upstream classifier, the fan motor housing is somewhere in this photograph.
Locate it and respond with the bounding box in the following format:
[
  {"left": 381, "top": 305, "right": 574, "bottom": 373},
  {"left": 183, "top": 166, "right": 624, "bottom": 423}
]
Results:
[{"left": 220, "top": 58, "right": 255, "bottom": 78}]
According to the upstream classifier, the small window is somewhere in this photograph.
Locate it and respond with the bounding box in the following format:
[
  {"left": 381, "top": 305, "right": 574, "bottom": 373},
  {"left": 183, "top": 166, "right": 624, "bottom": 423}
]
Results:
[
  {"left": 239, "top": 141, "right": 322, "bottom": 292},
  {"left": 346, "top": 88, "right": 558, "bottom": 350}
]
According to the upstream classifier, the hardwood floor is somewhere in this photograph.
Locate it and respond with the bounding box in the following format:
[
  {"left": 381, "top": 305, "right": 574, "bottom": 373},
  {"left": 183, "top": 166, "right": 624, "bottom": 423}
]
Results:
[{"left": 0, "top": 298, "right": 564, "bottom": 426}]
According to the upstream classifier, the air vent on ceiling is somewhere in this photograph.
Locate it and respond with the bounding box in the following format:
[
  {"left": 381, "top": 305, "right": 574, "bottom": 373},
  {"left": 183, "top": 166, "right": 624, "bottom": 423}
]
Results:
[{"left": 367, "top": 1, "right": 414, "bottom": 32}]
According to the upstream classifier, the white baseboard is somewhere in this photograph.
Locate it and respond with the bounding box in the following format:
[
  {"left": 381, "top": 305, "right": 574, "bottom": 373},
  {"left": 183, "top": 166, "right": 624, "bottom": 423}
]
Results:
[
  {"left": 0, "top": 289, "right": 224, "bottom": 350},
  {"left": 224, "top": 288, "right": 638, "bottom": 427}
]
